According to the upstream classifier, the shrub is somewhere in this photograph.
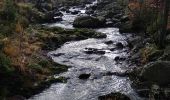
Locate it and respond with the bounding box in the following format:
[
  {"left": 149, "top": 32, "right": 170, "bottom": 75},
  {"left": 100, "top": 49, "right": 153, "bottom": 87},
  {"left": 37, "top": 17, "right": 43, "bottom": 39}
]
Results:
[
  {"left": 0, "top": 0, "right": 17, "bottom": 22},
  {"left": 0, "top": 53, "right": 13, "bottom": 74}
]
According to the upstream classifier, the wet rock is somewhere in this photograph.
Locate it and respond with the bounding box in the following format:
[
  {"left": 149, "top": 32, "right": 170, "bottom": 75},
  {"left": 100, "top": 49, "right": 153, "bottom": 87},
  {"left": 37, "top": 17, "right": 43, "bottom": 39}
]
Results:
[
  {"left": 114, "top": 56, "right": 126, "bottom": 62},
  {"left": 105, "top": 40, "right": 113, "bottom": 45},
  {"left": 66, "top": 10, "right": 71, "bottom": 13},
  {"left": 73, "top": 16, "right": 105, "bottom": 28},
  {"left": 51, "top": 53, "right": 64, "bottom": 57},
  {"left": 106, "top": 21, "right": 114, "bottom": 27},
  {"left": 94, "top": 33, "right": 107, "bottom": 38},
  {"left": 96, "top": 50, "right": 105, "bottom": 55},
  {"left": 140, "top": 61, "right": 170, "bottom": 85},
  {"left": 116, "top": 42, "right": 124, "bottom": 49},
  {"left": 54, "top": 16, "right": 63, "bottom": 21},
  {"left": 71, "top": 10, "right": 80, "bottom": 15},
  {"left": 84, "top": 48, "right": 97, "bottom": 54},
  {"left": 110, "top": 48, "right": 115, "bottom": 51},
  {"left": 98, "top": 92, "right": 130, "bottom": 100},
  {"left": 84, "top": 48, "right": 105, "bottom": 55},
  {"left": 78, "top": 74, "right": 91, "bottom": 79},
  {"left": 127, "top": 41, "right": 133, "bottom": 49},
  {"left": 54, "top": 11, "right": 63, "bottom": 17},
  {"left": 104, "top": 71, "right": 128, "bottom": 77}
]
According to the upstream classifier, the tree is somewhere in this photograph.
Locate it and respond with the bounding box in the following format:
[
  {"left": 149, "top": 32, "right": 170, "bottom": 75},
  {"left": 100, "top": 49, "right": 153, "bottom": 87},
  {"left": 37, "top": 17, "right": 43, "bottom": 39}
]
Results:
[{"left": 158, "top": 0, "right": 170, "bottom": 48}]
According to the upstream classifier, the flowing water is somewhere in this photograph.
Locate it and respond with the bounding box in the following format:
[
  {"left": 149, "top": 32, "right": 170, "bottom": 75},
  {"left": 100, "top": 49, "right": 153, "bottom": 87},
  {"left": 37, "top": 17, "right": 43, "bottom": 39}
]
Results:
[{"left": 29, "top": 0, "right": 143, "bottom": 100}]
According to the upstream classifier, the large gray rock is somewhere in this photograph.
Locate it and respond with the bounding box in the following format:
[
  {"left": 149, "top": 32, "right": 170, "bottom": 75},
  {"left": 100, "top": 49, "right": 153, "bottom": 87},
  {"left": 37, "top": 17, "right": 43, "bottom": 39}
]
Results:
[
  {"left": 73, "top": 16, "right": 105, "bottom": 28},
  {"left": 140, "top": 61, "right": 170, "bottom": 85}
]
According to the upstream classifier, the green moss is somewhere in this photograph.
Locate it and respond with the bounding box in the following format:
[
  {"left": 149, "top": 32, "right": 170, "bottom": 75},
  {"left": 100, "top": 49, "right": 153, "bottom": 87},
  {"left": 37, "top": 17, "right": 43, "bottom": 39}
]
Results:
[
  {"left": 28, "top": 63, "right": 43, "bottom": 73},
  {"left": 38, "top": 60, "right": 49, "bottom": 68}
]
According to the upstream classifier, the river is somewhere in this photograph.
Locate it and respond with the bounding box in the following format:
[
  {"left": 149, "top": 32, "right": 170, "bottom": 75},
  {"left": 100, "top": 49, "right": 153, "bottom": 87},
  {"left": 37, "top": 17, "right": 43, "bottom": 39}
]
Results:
[{"left": 29, "top": 0, "right": 143, "bottom": 100}]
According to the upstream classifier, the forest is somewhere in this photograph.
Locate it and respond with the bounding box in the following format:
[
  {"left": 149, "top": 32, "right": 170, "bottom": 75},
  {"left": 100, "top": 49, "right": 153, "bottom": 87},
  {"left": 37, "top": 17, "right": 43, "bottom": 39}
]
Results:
[{"left": 0, "top": 0, "right": 170, "bottom": 100}]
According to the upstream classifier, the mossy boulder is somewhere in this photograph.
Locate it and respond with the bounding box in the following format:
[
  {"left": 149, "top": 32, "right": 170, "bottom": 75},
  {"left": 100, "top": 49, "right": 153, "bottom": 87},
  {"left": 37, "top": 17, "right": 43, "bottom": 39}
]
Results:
[
  {"left": 140, "top": 61, "right": 170, "bottom": 85},
  {"left": 73, "top": 16, "right": 105, "bottom": 28}
]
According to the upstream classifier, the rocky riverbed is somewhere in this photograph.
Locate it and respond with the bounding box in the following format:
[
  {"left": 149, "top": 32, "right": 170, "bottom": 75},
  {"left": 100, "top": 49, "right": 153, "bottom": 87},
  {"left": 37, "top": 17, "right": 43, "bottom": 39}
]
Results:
[{"left": 29, "top": 0, "right": 144, "bottom": 100}]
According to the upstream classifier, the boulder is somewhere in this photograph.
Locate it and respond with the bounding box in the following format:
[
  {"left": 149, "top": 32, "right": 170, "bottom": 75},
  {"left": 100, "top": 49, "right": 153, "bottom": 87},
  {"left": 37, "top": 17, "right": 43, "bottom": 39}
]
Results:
[
  {"left": 71, "top": 10, "right": 80, "bottom": 15},
  {"left": 54, "top": 11, "right": 63, "bottom": 16},
  {"left": 114, "top": 56, "right": 126, "bottom": 62},
  {"left": 116, "top": 42, "right": 124, "bottom": 49},
  {"left": 140, "top": 61, "right": 170, "bottom": 85},
  {"left": 66, "top": 10, "right": 71, "bottom": 13},
  {"left": 105, "top": 40, "right": 113, "bottom": 45},
  {"left": 78, "top": 74, "right": 91, "bottom": 79},
  {"left": 73, "top": 16, "right": 105, "bottom": 28},
  {"left": 98, "top": 92, "right": 130, "bottom": 100}
]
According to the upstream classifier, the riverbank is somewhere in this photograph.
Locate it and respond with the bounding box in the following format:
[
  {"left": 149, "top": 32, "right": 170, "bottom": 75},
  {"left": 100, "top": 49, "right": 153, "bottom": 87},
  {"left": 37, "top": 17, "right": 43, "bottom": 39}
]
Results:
[
  {"left": 28, "top": 0, "right": 143, "bottom": 100},
  {"left": 0, "top": 1, "right": 109, "bottom": 99},
  {"left": 1, "top": 0, "right": 169, "bottom": 100},
  {"left": 0, "top": 23, "right": 106, "bottom": 99}
]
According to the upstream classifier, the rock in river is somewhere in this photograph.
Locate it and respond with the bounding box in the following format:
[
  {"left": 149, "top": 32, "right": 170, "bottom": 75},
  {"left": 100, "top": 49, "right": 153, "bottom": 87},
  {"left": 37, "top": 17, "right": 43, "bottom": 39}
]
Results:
[
  {"left": 116, "top": 42, "right": 124, "bottom": 49},
  {"left": 84, "top": 48, "right": 105, "bottom": 55},
  {"left": 105, "top": 40, "right": 113, "bottom": 45},
  {"left": 78, "top": 74, "right": 91, "bottom": 79},
  {"left": 98, "top": 92, "right": 130, "bottom": 100},
  {"left": 73, "top": 16, "right": 105, "bottom": 28}
]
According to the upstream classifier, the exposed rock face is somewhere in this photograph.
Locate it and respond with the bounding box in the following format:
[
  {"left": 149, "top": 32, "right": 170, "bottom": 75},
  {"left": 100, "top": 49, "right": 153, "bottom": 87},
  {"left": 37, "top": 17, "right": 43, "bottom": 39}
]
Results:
[
  {"left": 73, "top": 16, "right": 105, "bottom": 28},
  {"left": 98, "top": 92, "right": 130, "bottom": 100},
  {"left": 140, "top": 61, "right": 170, "bottom": 85}
]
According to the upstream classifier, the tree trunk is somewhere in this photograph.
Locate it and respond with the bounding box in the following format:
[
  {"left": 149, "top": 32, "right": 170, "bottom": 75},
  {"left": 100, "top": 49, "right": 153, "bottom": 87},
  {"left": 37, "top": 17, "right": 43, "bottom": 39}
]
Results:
[{"left": 158, "top": 0, "right": 170, "bottom": 48}]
